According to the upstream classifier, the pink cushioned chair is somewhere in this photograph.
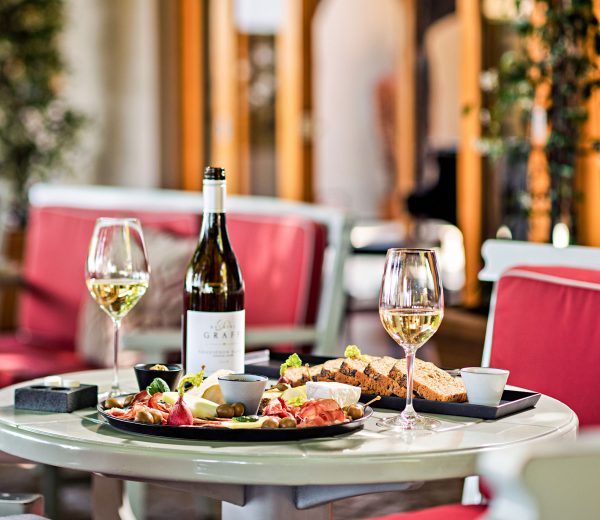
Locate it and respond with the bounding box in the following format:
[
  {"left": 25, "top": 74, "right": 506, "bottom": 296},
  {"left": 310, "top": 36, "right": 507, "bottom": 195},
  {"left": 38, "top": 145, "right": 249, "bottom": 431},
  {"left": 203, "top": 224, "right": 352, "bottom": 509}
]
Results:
[
  {"left": 0, "top": 183, "right": 350, "bottom": 387},
  {"left": 0, "top": 206, "right": 199, "bottom": 387},
  {"left": 368, "top": 239, "right": 600, "bottom": 519}
]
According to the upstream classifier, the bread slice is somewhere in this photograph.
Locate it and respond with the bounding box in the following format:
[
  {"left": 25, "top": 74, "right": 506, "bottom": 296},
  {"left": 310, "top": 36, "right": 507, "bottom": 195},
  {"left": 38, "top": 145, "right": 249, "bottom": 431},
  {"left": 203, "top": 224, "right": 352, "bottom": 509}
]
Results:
[
  {"left": 284, "top": 364, "right": 324, "bottom": 387},
  {"left": 364, "top": 356, "right": 407, "bottom": 397},
  {"left": 339, "top": 357, "right": 383, "bottom": 395},
  {"left": 317, "top": 358, "right": 344, "bottom": 381},
  {"left": 333, "top": 371, "right": 362, "bottom": 388},
  {"left": 389, "top": 358, "right": 467, "bottom": 402}
]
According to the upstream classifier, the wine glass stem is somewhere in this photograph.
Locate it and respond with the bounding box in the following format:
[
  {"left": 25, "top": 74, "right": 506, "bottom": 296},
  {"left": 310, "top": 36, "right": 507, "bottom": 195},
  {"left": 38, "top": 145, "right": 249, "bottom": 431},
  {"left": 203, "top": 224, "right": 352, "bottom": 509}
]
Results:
[
  {"left": 111, "top": 319, "right": 121, "bottom": 395},
  {"left": 403, "top": 350, "right": 417, "bottom": 419}
]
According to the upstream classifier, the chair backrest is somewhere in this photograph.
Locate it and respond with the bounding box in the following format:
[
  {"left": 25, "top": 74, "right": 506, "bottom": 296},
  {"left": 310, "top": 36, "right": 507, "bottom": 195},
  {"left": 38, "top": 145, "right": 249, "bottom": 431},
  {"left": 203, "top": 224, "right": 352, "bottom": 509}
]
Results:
[
  {"left": 479, "top": 430, "right": 600, "bottom": 520},
  {"left": 479, "top": 239, "right": 600, "bottom": 426},
  {"left": 23, "top": 183, "right": 351, "bottom": 355}
]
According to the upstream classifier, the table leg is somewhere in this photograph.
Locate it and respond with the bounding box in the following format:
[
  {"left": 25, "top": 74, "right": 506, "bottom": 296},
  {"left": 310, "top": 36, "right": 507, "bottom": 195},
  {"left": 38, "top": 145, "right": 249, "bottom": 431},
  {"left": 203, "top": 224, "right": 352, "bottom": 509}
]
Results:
[{"left": 221, "top": 486, "right": 331, "bottom": 520}]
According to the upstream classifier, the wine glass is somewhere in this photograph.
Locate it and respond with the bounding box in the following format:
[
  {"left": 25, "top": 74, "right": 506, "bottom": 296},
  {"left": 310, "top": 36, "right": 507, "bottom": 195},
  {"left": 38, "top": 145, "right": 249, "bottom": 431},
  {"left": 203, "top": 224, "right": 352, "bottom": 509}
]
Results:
[
  {"left": 378, "top": 248, "right": 444, "bottom": 430},
  {"left": 85, "top": 218, "right": 150, "bottom": 397}
]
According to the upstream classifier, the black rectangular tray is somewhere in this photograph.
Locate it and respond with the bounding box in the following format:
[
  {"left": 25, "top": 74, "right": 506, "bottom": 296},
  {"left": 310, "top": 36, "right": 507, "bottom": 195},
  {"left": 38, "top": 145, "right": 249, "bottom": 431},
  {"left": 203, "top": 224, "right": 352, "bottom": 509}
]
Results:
[{"left": 244, "top": 353, "right": 541, "bottom": 421}]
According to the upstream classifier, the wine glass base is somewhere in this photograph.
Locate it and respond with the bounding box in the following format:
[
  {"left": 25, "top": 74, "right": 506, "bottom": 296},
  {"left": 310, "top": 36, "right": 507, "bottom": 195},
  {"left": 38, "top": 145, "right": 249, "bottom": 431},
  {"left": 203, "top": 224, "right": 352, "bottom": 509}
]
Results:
[
  {"left": 376, "top": 413, "right": 441, "bottom": 431},
  {"left": 99, "top": 388, "right": 126, "bottom": 402}
]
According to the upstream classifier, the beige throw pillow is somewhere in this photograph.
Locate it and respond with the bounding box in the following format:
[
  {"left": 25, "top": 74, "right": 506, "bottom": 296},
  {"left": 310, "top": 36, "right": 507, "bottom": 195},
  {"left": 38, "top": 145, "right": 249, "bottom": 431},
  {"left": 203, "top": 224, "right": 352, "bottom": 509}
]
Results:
[{"left": 77, "top": 230, "right": 197, "bottom": 367}]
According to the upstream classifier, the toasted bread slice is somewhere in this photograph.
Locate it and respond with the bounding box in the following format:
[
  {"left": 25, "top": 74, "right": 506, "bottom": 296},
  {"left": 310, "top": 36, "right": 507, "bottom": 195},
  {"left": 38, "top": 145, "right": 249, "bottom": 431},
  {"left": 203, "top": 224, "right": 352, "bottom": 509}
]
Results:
[
  {"left": 318, "top": 358, "right": 344, "bottom": 381},
  {"left": 333, "top": 371, "right": 363, "bottom": 388},
  {"left": 284, "top": 364, "right": 324, "bottom": 387},
  {"left": 364, "top": 356, "right": 407, "bottom": 397},
  {"left": 339, "top": 357, "right": 383, "bottom": 395},
  {"left": 389, "top": 358, "right": 467, "bottom": 402}
]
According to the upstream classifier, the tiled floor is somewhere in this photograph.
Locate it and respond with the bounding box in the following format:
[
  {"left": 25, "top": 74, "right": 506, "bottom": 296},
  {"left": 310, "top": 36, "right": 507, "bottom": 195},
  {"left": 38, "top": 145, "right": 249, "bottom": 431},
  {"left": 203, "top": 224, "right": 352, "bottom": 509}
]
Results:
[{"left": 0, "top": 308, "right": 485, "bottom": 519}]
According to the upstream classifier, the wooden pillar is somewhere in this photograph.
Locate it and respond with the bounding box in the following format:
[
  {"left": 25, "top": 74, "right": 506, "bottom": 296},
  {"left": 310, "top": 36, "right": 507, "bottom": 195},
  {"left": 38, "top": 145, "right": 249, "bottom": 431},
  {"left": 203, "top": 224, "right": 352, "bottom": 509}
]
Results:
[
  {"left": 457, "top": 0, "right": 482, "bottom": 306},
  {"left": 180, "top": 0, "right": 204, "bottom": 191},
  {"left": 275, "top": 0, "right": 318, "bottom": 201},
  {"left": 209, "top": 0, "right": 243, "bottom": 193},
  {"left": 576, "top": 0, "right": 600, "bottom": 246},
  {"left": 393, "top": 0, "right": 417, "bottom": 220}
]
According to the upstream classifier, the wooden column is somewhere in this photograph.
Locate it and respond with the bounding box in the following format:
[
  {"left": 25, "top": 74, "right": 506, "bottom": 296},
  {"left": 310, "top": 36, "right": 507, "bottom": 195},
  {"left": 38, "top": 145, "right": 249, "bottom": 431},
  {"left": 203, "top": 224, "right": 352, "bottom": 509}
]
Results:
[
  {"left": 393, "top": 0, "right": 417, "bottom": 220},
  {"left": 180, "top": 0, "right": 204, "bottom": 191},
  {"left": 275, "top": 0, "right": 318, "bottom": 201},
  {"left": 457, "top": 0, "right": 482, "bottom": 306},
  {"left": 209, "top": 0, "right": 243, "bottom": 193}
]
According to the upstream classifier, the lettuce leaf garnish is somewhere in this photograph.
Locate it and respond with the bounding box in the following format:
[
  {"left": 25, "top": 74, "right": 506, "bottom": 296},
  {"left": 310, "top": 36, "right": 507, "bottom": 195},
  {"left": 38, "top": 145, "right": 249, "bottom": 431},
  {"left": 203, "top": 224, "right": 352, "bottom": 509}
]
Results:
[{"left": 280, "top": 353, "right": 302, "bottom": 376}]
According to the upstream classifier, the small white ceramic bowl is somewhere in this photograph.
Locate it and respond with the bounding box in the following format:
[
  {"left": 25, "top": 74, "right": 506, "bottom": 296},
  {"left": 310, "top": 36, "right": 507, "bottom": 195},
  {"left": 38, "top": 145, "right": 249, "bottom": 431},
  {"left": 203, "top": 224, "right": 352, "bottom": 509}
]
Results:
[
  {"left": 218, "top": 374, "right": 268, "bottom": 415},
  {"left": 460, "top": 367, "right": 510, "bottom": 406}
]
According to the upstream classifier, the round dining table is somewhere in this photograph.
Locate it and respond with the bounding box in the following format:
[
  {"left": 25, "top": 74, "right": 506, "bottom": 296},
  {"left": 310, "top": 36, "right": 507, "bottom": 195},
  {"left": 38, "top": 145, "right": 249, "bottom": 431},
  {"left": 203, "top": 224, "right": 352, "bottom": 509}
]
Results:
[{"left": 0, "top": 369, "right": 578, "bottom": 519}]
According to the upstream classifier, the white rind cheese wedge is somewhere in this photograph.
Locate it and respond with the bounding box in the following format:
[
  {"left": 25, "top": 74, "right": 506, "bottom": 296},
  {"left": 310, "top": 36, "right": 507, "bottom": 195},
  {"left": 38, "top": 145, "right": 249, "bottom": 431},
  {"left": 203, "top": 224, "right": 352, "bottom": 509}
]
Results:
[{"left": 305, "top": 381, "right": 361, "bottom": 408}]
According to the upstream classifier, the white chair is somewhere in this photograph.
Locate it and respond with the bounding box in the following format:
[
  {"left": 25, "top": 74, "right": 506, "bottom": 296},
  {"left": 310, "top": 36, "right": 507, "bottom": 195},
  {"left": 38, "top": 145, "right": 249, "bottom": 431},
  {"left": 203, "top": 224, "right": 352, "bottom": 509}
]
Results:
[{"left": 479, "top": 430, "right": 600, "bottom": 520}]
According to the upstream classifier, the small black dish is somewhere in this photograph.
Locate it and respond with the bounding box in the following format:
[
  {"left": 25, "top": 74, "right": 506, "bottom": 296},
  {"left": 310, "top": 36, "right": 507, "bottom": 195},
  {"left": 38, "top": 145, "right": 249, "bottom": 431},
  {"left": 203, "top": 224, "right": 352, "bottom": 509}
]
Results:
[{"left": 134, "top": 363, "right": 183, "bottom": 391}]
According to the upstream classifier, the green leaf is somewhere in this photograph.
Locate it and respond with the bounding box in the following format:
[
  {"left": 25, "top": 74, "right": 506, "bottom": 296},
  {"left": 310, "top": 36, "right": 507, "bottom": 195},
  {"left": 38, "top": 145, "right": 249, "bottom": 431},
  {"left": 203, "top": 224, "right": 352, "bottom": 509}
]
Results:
[
  {"left": 147, "top": 378, "right": 170, "bottom": 396},
  {"left": 232, "top": 416, "right": 259, "bottom": 423},
  {"left": 280, "top": 353, "right": 302, "bottom": 376}
]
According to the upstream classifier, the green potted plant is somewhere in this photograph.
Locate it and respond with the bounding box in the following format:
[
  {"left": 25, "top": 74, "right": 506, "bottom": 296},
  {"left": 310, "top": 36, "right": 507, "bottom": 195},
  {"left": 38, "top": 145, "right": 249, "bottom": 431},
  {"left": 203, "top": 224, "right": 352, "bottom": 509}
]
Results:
[
  {"left": 0, "top": 0, "right": 84, "bottom": 227},
  {"left": 480, "top": 0, "right": 600, "bottom": 243}
]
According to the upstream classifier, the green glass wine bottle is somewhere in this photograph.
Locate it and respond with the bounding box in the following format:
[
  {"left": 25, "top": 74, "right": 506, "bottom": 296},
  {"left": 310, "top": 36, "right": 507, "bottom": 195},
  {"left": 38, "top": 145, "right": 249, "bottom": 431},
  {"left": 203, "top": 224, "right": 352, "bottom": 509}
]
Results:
[{"left": 183, "top": 167, "right": 245, "bottom": 374}]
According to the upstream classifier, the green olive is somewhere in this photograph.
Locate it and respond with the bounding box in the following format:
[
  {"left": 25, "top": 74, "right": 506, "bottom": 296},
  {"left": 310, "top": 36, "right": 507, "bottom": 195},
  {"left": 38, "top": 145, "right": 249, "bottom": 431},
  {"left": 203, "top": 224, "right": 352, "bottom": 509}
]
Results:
[
  {"left": 262, "top": 417, "right": 280, "bottom": 429},
  {"left": 105, "top": 397, "right": 123, "bottom": 409},
  {"left": 279, "top": 417, "right": 297, "bottom": 429},
  {"left": 217, "top": 404, "right": 235, "bottom": 419},
  {"left": 346, "top": 404, "right": 364, "bottom": 420},
  {"left": 135, "top": 410, "right": 155, "bottom": 424},
  {"left": 232, "top": 402, "right": 245, "bottom": 417},
  {"left": 275, "top": 383, "right": 290, "bottom": 392}
]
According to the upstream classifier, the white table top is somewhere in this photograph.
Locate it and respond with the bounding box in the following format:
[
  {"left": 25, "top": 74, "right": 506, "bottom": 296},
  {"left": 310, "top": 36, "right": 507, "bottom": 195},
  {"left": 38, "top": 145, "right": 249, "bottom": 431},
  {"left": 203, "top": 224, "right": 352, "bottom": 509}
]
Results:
[{"left": 0, "top": 369, "right": 578, "bottom": 486}]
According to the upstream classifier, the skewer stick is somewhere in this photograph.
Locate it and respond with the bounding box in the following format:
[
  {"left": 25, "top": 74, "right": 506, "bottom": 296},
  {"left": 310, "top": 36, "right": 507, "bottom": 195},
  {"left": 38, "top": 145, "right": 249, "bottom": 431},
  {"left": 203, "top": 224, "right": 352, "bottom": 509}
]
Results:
[
  {"left": 363, "top": 395, "right": 381, "bottom": 408},
  {"left": 304, "top": 363, "right": 312, "bottom": 382}
]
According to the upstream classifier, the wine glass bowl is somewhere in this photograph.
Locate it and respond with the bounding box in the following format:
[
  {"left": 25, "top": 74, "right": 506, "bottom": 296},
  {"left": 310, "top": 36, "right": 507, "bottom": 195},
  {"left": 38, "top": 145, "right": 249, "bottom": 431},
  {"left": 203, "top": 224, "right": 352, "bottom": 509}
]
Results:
[
  {"left": 378, "top": 248, "right": 444, "bottom": 430},
  {"left": 86, "top": 218, "right": 150, "bottom": 396}
]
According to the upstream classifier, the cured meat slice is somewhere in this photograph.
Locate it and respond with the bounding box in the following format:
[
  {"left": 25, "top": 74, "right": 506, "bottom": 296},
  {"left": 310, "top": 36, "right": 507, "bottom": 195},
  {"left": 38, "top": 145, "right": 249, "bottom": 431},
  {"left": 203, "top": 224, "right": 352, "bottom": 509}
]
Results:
[
  {"left": 296, "top": 398, "right": 347, "bottom": 428},
  {"left": 262, "top": 397, "right": 296, "bottom": 419}
]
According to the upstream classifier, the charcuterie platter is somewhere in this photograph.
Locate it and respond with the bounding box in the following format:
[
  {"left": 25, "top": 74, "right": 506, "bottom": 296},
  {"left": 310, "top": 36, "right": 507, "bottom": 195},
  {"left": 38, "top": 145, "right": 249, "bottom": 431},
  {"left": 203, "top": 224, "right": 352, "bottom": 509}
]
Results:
[
  {"left": 97, "top": 360, "right": 374, "bottom": 442},
  {"left": 98, "top": 399, "right": 373, "bottom": 442}
]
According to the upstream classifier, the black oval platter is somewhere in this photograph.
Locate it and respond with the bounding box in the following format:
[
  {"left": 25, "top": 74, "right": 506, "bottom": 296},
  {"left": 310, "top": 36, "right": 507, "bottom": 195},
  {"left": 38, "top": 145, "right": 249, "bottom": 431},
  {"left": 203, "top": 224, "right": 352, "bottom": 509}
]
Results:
[{"left": 98, "top": 400, "right": 373, "bottom": 442}]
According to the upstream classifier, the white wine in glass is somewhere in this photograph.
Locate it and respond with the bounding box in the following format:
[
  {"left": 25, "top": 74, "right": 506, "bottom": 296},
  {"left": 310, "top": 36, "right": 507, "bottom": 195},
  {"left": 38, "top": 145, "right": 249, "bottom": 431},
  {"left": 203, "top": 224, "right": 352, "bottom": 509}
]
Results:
[
  {"left": 86, "top": 218, "right": 150, "bottom": 396},
  {"left": 378, "top": 248, "right": 444, "bottom": 430}
]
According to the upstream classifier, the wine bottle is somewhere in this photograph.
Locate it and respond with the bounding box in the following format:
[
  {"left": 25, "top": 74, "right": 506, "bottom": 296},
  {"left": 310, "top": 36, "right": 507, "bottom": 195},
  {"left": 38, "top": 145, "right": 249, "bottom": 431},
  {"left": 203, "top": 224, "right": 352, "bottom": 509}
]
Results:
[{"left": 183, "top": 166, "right": 245, "bottom": 374}]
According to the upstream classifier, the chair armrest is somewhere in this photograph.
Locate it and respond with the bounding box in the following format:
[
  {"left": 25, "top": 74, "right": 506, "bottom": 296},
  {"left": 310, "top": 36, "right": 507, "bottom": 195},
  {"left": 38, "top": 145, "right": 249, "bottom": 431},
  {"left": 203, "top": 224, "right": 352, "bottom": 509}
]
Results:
[{"left": 121, "top": 326, "right": 319, "bottom": 362}]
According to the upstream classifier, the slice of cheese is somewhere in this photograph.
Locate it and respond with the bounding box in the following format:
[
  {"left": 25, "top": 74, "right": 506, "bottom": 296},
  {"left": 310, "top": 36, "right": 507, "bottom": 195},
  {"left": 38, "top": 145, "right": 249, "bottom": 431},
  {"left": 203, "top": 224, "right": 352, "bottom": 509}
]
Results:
[
  {"left": 224, "top": 417, "right": 268, "bottom": 429},
  {"left": 305, "top": 381, "right": 361, "bottom": 408}
]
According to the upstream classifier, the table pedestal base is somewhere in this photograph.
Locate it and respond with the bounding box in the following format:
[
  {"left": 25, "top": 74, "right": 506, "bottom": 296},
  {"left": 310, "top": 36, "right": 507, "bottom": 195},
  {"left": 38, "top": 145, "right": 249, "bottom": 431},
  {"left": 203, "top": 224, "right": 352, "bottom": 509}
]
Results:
[{"left": 222, "top": 485, "right": 330, "bottom": 520}]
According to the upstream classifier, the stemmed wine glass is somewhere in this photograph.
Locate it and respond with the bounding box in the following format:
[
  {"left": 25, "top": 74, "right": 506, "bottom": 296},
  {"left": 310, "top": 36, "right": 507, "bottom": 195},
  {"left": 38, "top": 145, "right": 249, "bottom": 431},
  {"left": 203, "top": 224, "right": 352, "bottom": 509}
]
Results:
[
  {"left": 378, "top": 248, "right": 444, "bottom": 430},
  {"left": 85, "top": 218, "right": 150, "bottom": 397}
]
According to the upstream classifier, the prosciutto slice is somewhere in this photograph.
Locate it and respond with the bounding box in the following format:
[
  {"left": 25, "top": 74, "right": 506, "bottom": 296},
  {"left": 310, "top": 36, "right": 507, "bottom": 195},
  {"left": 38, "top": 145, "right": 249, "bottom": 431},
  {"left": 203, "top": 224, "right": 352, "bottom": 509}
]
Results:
[
  {"left": 262, "top": 397, "right": 296, "bottom": 419},
  {"left": 296, "top": 399, "right": 347, "bottom": 428}
]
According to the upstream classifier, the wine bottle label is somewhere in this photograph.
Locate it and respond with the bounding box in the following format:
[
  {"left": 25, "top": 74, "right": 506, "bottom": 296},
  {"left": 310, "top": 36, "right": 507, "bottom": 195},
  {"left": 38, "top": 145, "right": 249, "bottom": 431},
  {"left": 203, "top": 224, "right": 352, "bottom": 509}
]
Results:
[
  {"left": 203, "top": 179, "right": 226, "bottom": 213},
  {"left": 186, "top": 310, "right": 245, "bottom": 374}
]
